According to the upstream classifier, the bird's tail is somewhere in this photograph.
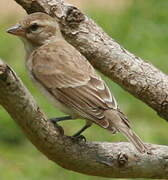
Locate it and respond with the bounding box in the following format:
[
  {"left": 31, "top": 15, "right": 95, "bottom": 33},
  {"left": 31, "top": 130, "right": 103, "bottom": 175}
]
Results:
[
  {"left": 116, "top": 123, "right": 149, "bottom": 153},
  {"left": 104, "top": 110, "right": 150, "bottom": 154}
]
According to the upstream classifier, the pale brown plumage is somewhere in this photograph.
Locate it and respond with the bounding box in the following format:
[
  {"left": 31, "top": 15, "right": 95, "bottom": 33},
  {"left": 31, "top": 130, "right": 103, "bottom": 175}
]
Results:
[{"left": 7, "top": 12, "right": 149, "bottom": 153}]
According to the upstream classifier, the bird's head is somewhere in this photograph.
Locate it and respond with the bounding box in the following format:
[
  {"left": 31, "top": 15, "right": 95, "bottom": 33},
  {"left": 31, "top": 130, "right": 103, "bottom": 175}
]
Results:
[{"left": 7, "top": 12, "right": 61, "bottom": 47}]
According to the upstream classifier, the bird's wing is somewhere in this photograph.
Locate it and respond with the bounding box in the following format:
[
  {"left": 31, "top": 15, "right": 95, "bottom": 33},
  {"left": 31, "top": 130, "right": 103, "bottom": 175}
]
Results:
[{"left": 31, "top": 41, "right": 128, "bottom": 128}]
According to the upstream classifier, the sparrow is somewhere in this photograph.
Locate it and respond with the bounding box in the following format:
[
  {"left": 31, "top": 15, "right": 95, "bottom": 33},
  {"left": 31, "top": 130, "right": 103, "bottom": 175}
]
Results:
[{"left": 7, "top": 12, "right": 149, "bottom": 153}]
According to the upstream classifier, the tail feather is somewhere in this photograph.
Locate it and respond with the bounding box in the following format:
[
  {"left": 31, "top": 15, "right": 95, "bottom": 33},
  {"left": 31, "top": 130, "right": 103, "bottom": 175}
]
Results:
[
  {"left": 116, "top": 124, "right": 149, "bottom": 153},
  {"left": 104, "top": 110, "right": 150, "bottom": 153}
]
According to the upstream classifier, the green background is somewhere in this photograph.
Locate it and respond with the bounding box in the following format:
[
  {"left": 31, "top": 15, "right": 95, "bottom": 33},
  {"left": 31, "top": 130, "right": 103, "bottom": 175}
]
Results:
[{"left": 0, "top": 0, "right": 168, "bottom": 179}]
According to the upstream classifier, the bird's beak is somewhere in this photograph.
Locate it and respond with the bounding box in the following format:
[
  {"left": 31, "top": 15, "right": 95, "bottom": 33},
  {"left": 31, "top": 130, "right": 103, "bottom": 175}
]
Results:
[{"left": 7, "top": 24, "right": 25, "bottom": 36}]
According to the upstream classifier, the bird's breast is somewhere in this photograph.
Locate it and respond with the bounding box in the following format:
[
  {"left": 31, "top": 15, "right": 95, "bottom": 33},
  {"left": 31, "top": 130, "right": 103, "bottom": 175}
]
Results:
[{"left": 25, "top": 58, "right": 76, "bottom": 117}]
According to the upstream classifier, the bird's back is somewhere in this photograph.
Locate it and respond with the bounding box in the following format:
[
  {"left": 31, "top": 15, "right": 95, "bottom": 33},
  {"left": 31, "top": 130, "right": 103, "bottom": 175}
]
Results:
[
  {"left": 28, "top": 40, "right": 117, "bottom": 120},
  {"left": 28, "top": 40, "right": 149, "bottom": 153}
]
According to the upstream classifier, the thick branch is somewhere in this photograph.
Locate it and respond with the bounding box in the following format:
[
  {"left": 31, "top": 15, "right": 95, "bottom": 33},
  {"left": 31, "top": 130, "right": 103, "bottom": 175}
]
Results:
[
  {"left": 14, "top": 0, "right": 168, "bottom": 121},
  {"left": 0, "top": 59, "right": 168, "bottom": 178}
]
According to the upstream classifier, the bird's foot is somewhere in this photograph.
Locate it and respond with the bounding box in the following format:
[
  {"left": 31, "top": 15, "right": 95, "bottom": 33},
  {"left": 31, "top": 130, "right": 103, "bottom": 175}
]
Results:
[
  {"left": 49, "top": 118, "right": 64, "bottom": 135},
  {"left": 72, "top": 134, "right": 86, "bottom": 142},
  {"left": 70, "top": 123, "right": 91, "bottom": 142}
]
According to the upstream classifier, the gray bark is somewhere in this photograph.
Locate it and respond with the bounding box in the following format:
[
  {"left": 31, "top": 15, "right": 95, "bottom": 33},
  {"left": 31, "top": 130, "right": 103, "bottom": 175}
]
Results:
[
  {"left": 14, "top": 0, "right": 168, "bottom": 121},
  {"left": 1, "top": 0, "right": 168, "bottom": 178},
  {"left": 0, "top": 59, "right": 168, "bottom": 178}
]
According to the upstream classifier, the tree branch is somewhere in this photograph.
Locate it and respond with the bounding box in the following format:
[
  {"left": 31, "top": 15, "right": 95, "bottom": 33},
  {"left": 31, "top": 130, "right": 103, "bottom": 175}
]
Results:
[
  {"left": 14, "top": 0, "right": 168, "bottom": 121},
  {"left": 0, "top": 59, "right": 168, "bottom": 178},
  {"left": 2, "top": 0, "right": 168, "bottom": 178}
]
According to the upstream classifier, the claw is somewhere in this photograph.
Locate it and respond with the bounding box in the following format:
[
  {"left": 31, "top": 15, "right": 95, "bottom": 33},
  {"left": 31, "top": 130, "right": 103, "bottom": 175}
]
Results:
[
  {"left": 49, "top": 119, "right": 64, "bottom": 135},
  {"left": 72, "top": 135, "right": 86, "bottom": 142}
]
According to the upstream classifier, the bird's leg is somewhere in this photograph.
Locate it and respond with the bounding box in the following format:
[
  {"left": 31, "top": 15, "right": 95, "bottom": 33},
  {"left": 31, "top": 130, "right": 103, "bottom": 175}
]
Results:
[
  {"left": 72, "top": 121, "right": 92, "bottom": 141},
  {"left": 49, "top": 116, "right": 72, "bottom": 124},
  {"left": 49, "top": 116, "right": 73, "bottom": 136},
  {"left": 73, "top": 124, "right": 91, "bottom": 137}
]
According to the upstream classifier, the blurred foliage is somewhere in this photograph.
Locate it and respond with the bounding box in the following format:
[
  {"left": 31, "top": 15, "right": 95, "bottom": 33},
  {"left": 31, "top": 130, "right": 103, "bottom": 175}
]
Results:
[{"left": 0, "top": 0, "right": 168, "bottom": 179}]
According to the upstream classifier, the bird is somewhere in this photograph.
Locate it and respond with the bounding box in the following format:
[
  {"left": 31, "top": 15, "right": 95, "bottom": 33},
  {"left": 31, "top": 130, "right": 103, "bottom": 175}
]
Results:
[{"left": 7, "top": 12, "right": 149, "bottom": 153}]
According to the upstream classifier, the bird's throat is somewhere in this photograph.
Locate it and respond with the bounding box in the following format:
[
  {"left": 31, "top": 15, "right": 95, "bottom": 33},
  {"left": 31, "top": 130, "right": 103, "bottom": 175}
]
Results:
[{"left": 20, "top": 38, "right": 39, "bottom": 58}]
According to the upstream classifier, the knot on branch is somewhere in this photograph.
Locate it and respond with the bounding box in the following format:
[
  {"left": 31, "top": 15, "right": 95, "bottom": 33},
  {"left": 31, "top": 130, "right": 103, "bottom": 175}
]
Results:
[
  {"left": 117, "top": 153, "right": 128, "bottom": 167},
  {"left": 26, "top": 1, "right": 45, "bottom": 14},
  {"left": 65, "top": 6, "right": 85, "bottom": 27},
  {"left": 49, "top": 4, "right": 85, "bottom": 28},
  {"left": 50, "top": 4, "right": 64, "bottom": 19}
]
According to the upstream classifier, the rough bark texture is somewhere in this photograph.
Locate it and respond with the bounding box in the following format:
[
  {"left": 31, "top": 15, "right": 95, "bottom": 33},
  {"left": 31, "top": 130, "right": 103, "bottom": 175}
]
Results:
[
  {"left": 14, "top": 0, "right": 168, "bottom": 121},
  {"left": 0, "top": 59, "right": 168, "bottom": 178},
  {"left": 1, "top": 0, "right": 168, "bottom": 178}
]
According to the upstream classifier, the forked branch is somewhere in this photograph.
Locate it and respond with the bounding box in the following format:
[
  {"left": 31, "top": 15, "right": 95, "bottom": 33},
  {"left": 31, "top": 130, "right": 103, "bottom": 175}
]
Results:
[
  {"left": 0, "top": 59, "right": 168, "bottom": 178},
  {"left": 0, "top": 0, "right": 168, "bottom": 178}
]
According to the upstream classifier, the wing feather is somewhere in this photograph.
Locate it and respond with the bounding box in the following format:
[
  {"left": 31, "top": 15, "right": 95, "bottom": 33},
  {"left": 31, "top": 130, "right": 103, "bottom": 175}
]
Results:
[{"left": 31, "top": 41, "right": 121, "bottom": 127}]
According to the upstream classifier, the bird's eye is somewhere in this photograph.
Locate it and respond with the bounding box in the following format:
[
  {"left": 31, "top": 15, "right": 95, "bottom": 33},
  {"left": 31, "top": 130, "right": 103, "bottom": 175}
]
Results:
[{"left": 29, "top": 23, "right": 39, "bottom": 32}]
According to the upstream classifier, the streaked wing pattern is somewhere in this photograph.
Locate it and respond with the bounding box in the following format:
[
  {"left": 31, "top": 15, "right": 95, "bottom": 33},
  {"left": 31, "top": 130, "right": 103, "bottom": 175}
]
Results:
[{"left": 32, "top": 41, "right": 123, "bottom": 128}]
